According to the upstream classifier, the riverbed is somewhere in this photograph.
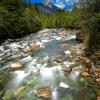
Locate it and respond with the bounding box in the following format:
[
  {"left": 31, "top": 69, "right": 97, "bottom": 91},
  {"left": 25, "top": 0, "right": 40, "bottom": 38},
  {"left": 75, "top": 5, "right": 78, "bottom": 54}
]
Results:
[{"left": 0, "top": 29, "right": 97, "bottom": 100}]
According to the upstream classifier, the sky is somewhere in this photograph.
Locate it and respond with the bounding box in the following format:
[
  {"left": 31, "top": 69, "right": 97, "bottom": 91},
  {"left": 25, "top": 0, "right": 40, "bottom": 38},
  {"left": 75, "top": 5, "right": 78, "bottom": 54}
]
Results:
[
  {"left": 27, "top": 0, "right": 79, "bottom": 4},
  {"left": 26, "top": 0, "right": 79, "bottom": 10}
]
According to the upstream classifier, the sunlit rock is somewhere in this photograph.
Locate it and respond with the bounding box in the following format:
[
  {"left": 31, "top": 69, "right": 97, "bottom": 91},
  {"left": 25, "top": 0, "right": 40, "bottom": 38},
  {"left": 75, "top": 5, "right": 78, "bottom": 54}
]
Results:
[
  {"left": 10, "top": 62, "right": 23, "bottom": 70},
  {"left": 80, "top": 71, "right": 89, "bottom": 77},
  {"left": 59, "top": 43, "right": 69, "bottom": 49},
  {"left": 96, "top": 78, "right": 100, "bottom": 83},
  {"left": 36, "top": 41, "right": 45, "bottom": 48},
  {"left": 36, "top": 86, "right": 52, "bottom": 98},
  {"left": 54, "top": 36, "right": 62, "bottom": 40},
  {"left": 59, "top": 82, "right": 70, "bottom": 88},
  {"left": 23, "top": 49, "right": 32, "bottom": 56},
  {"left": 64, "top": 50, "right": 71, "bottom": 55},
  {"left": 30, "top": 43, "right": 40, "bottom": 50}
]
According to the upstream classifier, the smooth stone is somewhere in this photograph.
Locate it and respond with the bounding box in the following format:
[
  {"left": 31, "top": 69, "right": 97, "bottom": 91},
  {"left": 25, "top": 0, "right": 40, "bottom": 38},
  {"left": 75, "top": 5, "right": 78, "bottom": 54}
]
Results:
[
  {"left": 10, "top": 62, "right": 23, "bottom": 70},
  {"left": 59, "top": 82, "right": 70, "bottom": 88},
  {"left": 80, "top": 71, "right": 89, "bottom": 77},
  {"left": 64, "top": 50, "right": 71, "bottom": 55}
]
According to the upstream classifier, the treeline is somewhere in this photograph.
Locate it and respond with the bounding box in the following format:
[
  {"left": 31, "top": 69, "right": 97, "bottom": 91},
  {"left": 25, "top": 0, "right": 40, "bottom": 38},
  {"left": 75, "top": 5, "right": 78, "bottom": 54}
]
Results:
[
  {"left": 36, "top": 8, "right": 80, "bottom": 29},
  {"left": 0, "top": 0, "right": 42, "bottom": 40},
  {"left": 79, "top": 0, "right": 100, "bottom": 56}
]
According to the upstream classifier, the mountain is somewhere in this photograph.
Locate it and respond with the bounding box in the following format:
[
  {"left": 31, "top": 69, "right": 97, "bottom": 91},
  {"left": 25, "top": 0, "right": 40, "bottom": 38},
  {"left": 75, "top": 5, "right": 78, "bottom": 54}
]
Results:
[
  {"left": 51, "top": 0, "right": 79, "bottom": 10},
  {"left": 33, "top": 3, "right": 58, "bottom": 13},
  {"left": 25, "top": 0, "right": 79, "bottom": 13}
]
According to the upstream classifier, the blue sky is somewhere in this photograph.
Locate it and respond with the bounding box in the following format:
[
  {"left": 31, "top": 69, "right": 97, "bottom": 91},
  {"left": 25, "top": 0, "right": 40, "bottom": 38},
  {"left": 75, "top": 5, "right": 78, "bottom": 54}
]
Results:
[
  {"left": 27, "top": 0, "right": 79, "bottom": 3},
  {"left": 26, "top": 0, "right": 79, "bottom": 10}
]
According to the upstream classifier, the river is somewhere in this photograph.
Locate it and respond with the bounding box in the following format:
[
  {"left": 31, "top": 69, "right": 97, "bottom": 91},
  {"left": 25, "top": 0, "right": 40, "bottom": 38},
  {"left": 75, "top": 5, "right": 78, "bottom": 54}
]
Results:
[{"left": 0, "top": 29, "right": 97, "bottom": 100}]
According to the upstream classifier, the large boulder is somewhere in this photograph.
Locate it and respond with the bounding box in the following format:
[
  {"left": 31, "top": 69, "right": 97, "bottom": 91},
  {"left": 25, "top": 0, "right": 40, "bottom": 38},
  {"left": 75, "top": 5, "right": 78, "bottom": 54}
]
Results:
[{"left": 36, "top": 86, "right": 52, "bottom": 98}]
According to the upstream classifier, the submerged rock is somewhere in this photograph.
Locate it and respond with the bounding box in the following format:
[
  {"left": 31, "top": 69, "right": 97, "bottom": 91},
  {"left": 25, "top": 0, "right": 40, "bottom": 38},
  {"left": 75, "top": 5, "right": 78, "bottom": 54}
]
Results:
[{"left": 36, "top": 86, "right": 52, "bottom": 98}]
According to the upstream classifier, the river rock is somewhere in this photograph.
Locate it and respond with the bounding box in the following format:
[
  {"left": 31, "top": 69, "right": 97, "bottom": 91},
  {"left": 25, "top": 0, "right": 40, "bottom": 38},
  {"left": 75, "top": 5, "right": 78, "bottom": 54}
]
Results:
[
  {"left": 59, "top": 82, "right": 70, "bottom": 88},
  {"left": 11, "top": 62, "right": 23, "bottom": 70},
  {"left": 30, "top": 43, "right": 40, "bottom": 50},
  {"left": 61, "top": 65, "right": 72, "bottom": 73},
  {"left": 80, "top": 71, "right": 89, "bottom": 77},
  {"left": 96, "top": 78, "right": 100, "bottom": 83},
  {"left": 36, "top": 86, "right": 52, "bottom": 98}
]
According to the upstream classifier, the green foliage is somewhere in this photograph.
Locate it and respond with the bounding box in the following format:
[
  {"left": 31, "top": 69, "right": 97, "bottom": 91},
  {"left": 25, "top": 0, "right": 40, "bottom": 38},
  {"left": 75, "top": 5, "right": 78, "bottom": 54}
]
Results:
[
  {"left": 80, "top": 0, "right": 100, "bottom": 50},
  {"left": 36, "top": 8, "right": 80, "bottom": 29},
  {"left": 0, "top": 0, "right": 42, "bottom": 39}
]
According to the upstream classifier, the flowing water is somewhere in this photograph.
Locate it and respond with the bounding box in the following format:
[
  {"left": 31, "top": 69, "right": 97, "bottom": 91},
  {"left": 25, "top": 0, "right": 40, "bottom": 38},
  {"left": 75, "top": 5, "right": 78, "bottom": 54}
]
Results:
[{"left": 0, "top": 29, "right": 96, "bottom": 100}]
